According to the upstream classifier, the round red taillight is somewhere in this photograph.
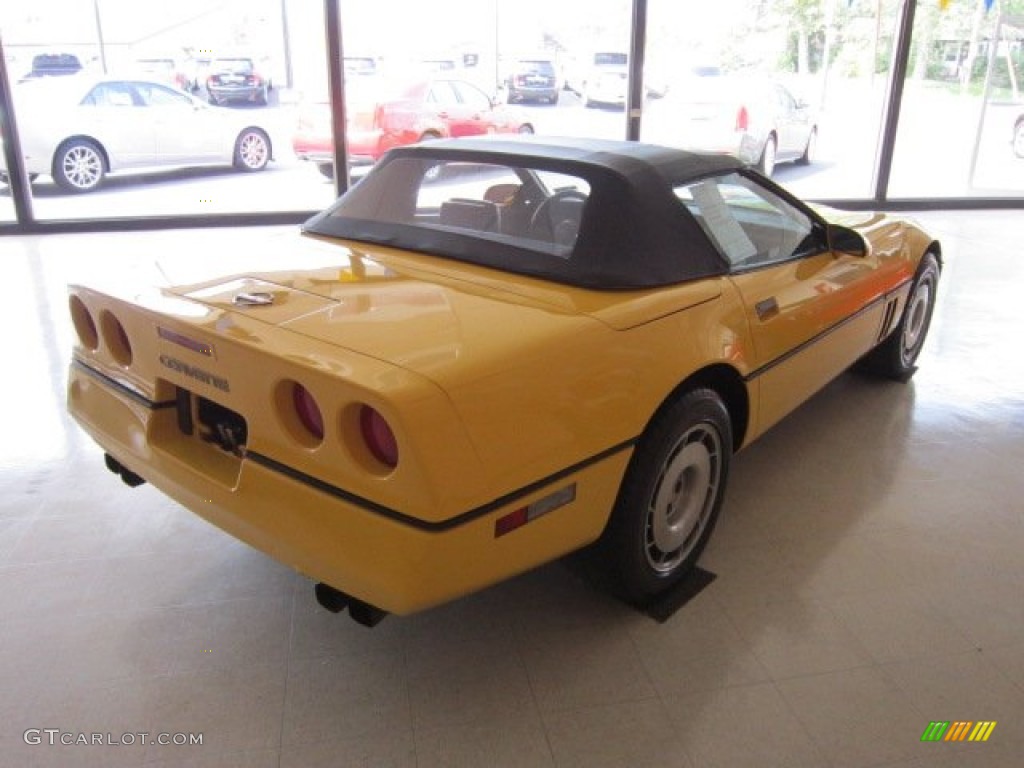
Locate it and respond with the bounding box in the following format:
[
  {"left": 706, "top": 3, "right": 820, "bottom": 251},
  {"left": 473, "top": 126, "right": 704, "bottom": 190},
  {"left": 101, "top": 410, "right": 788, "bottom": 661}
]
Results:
[
  {"left": 69, "top": 295, "right": 98, "bottom": 350},
  {"left": 360, "top": 405, "right": 398, "bottom": 469},
  {"left": 292, "top": 383, "right": 324, "bottom": 441}
]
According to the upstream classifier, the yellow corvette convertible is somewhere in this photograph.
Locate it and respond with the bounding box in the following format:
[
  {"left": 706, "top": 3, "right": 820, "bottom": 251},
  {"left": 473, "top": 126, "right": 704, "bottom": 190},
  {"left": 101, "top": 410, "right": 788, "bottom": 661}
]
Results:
[{"left": 67, "top": 137, "right": 940, "bottom": 624}]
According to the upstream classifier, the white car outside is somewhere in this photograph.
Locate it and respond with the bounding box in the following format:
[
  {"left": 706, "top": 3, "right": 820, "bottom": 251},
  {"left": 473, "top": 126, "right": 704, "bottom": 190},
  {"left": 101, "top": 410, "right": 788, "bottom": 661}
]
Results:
[{"left": 0, "top": 75, "right": 273, "bottom": 193}]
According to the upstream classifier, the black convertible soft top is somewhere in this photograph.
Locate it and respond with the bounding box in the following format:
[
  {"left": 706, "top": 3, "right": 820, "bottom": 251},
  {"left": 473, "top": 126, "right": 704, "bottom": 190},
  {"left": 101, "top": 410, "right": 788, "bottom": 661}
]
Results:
[{"left": 305, "top": 136, "right": 745, "bottom": 289}]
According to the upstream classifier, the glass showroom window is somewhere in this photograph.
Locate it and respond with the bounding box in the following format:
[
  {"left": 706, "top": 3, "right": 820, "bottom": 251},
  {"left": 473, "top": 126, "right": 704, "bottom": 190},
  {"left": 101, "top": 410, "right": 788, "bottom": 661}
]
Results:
[
  {"left": 889, "top": 0, "right": 1024, "bottom": 198},
  {"left": 320, "top": 0, "right": 632, "bottom": 188},
  {"left": 0, "top": 0, "right": 330, "bottom": 220},
  {"left": 642, "top": 0, "right": 905, "bottom": 200}
]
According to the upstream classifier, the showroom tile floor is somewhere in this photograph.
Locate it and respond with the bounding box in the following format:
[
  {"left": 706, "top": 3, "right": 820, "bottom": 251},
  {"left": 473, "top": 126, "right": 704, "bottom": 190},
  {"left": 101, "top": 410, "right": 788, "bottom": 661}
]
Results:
[{"left": 1, "top": 210, "right": 1022, "bottom": 767}]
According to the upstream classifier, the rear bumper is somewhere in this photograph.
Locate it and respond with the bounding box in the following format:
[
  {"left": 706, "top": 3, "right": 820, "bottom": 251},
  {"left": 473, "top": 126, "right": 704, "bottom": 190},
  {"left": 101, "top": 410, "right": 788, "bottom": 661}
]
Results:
[
  {"left": 292, "top": 131, "right": 382, "bottom": 167},
  {"left": 208, "top": 84, "right": 265, "bottom": 102},
  {"left": 68, "top": 360, "right": 627, "bottom": 614},
  {"left": 509, "top": 84, "right": 557, "bottom": 101},
  {"left": 674, "top": 125, "right": 762, "bottom": 165}
]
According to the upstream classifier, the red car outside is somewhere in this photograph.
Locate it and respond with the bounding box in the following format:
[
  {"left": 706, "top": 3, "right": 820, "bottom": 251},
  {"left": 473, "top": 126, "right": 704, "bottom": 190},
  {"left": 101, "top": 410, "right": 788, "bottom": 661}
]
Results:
[{"left": 293, "top": 78, "right": 534, "bottom": 178}]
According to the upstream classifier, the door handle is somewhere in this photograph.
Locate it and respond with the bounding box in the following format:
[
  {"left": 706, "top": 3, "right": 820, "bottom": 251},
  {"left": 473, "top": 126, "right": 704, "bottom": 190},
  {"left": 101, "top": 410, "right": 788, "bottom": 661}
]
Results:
[{"left": 755, "top": 297, "right": 779, "bottom": 321}]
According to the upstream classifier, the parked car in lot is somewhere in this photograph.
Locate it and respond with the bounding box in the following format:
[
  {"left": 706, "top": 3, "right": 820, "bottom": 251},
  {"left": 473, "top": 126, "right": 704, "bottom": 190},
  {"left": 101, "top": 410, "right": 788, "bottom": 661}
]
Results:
[
  {"left": 67, "top": 136, "right": 940, "bottom": 623},
  {"left": 566, "top": 50, "right": 667, "bottom": 107},
  {"left": 205, "top": 55, "right": 272, "bottom": 105},
  {"left": 0, "top": 76, "right": 273, "bottom": 193},
  {"left": 292, "top": 78, "right": 533, "bottom": 179},
  {"left": 505, "top": 57, "right": 559, "bottom": 104},
  {"left": 182, "top": 54, "right": 212, "bottom": 92},
  {"left": 344, "top": 56, "right": 379, "bottom": 77},
  {"left": 132, "top": 57, "right": 190, "bottom": 91},
  {"left": 19, "top": 52, "right": 82, "bottom": 81},
  {"left": 570, "top": 51, "right": 629, "bottom": 107},
  {"left": 646, "top": 77, "right": 817, "bottom": 176}
]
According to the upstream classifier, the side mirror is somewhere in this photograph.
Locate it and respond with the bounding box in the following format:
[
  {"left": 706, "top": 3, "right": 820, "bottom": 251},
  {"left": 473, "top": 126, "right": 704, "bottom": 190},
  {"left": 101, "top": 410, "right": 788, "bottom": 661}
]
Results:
[{"left": 828, "top": 224, "right": 868, "bottom": 257}]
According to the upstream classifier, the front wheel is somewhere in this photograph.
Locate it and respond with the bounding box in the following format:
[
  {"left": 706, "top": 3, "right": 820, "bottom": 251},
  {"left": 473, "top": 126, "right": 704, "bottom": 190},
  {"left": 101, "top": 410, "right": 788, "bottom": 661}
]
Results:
[
  {"left": 233, "top": 128, "right": 271, "bottom": 171},
  {"left": 53, "top": 139, "right": 105, "bottom": 193},
  {"left": 859, "top": 252, "right": 940, "bottom": 380},
  {"left": 600, "top": 389, "right": 732, "bottom": 604}
]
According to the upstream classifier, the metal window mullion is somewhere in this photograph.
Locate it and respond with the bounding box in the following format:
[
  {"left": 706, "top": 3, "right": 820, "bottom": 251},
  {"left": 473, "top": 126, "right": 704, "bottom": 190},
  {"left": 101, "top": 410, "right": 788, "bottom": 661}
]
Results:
[
  {"left": 872, "top": 0, "right": 919, "bottom": 203},
  {"left": 0, "top": 32, "right": 35, "bottom": 225}
]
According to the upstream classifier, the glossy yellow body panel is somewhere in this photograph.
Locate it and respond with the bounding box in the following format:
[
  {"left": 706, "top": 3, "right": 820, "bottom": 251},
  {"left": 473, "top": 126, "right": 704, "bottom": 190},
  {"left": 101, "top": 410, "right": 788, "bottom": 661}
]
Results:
[
  {"left": 67, "top": 211, "right": 935, "bottom": 614},
  {"left": 734, "top": 211, "right": 921, "bottom": 436}
]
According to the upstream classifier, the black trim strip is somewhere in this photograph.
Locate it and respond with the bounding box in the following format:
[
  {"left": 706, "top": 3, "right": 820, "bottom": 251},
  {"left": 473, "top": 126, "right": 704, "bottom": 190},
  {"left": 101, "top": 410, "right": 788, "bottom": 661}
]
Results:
[
  {"left": 744, "top": 278, "right": 912, "bottom": 383},
  {"left": 246, "top": 437, "right": 638, "bottom": 533},
  {"left": 72, "top": 358, "right": 175, "bottom": 410},
  {"left": 74, "top": 355, "right": 636, "bottom": 533}
]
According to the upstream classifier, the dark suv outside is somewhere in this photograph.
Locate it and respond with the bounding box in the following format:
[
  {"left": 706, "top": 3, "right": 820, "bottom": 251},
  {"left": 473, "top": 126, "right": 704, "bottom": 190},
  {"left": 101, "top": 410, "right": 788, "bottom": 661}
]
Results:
[
  {"left": 506, "top": 58, "right": 558, "bottom": 104},
  {"left": 22, "top": 53, "right": 83, "bottom": 81}
]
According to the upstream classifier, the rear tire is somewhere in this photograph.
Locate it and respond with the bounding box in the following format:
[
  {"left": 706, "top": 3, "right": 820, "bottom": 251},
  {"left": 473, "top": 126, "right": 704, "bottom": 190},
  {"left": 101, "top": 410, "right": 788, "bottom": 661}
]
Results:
[
  {"left": 858, "top": 252, "right": 939, "bottom": 381},
  {"left": 600, "top": 389, "right": 732, "bottom": 604},
  {"left": 233, "top": 128, "right": 271, "bottom": 171}
]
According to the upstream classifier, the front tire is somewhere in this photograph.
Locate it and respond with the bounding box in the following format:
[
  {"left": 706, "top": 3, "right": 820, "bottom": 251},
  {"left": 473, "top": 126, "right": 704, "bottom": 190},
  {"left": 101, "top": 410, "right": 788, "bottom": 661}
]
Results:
[
  {"left": 859, "top": 252, "right": 940, "bottom": 380},
  {"left": 233, "top": 128, "right": 271, "bottom": 171},
  {"left": 601, "top": 389, "right": 732, "bottom": 604},
  {"left": 53, "top": 139, "right": 105, "bottom": 193}
]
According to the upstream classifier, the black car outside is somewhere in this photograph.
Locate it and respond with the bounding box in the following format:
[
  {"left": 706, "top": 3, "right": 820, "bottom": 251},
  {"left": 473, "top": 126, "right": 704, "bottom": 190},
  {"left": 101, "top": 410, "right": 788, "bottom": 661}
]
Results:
[{"left": 506, "top": 59, "right": 559, "bottom": 104}]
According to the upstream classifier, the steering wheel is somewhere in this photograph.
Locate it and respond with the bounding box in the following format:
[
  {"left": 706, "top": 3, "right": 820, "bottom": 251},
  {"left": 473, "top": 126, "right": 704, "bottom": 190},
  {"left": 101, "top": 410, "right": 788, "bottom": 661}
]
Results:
[{"left": 528, "top": 189, "right": 588, "bottom": 245}]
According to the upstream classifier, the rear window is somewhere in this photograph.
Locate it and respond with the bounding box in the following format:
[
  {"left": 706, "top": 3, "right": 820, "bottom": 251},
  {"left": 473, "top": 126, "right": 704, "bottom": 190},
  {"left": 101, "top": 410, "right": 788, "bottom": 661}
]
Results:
[
  {"left": 211, "top": 58, "right": 254, "bottom": 73},
  {"left": 309, "top": 156, "right": 593, "bottom": 273},
  {"left": 339, "top": 158, "right": 588, "bottom": 254},
  {"left": 517, "top": 60, "right": 555, "bottom": 75}
]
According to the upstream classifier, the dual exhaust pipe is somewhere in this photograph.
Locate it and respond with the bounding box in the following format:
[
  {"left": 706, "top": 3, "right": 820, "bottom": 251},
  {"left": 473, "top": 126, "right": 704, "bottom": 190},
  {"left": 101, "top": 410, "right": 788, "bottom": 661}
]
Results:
[
  {"left": 105, "top": 453, "right": 387, "bottom": 627},
  {"left": 104, "top": 453, "right": 146, "bottom": 488},
  {"left": 315, "top": 582, "right": 388, "bottom": 627}
]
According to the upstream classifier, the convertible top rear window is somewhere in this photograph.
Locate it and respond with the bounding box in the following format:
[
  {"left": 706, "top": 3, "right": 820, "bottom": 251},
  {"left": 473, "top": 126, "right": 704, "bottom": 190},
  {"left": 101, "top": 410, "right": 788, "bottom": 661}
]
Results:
[
  {"left": 320, "top": 157, "right": 590, "bottom": 260},
  {"left": 304, "top": 138, "right": 741, "bottom": 289}
]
